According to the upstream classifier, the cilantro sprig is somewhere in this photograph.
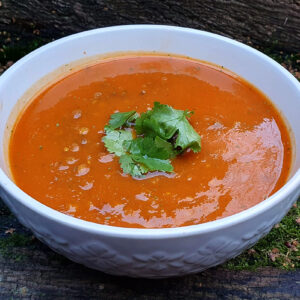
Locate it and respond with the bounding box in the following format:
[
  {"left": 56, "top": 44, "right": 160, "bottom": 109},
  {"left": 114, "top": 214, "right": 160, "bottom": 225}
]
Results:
[{"left": 102, "top": 102, "right": 201, "bottom": 177}]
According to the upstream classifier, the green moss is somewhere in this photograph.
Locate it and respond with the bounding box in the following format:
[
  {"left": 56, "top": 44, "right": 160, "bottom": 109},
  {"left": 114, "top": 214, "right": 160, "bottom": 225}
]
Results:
[
  {"left": 269, "top": 52, "right": 299, "bottom": 69},
  {"left": 0, "top": 233, "right": 34, "bottom": 261},
  {"left": 0, "top": 39, "right": 47, "bottom": 65},
  {"left": 261, "top": 49, "right": 300, "bottom": 80},
  {"left": 224, "top": 200, "right": 300, "bottom": 270}
]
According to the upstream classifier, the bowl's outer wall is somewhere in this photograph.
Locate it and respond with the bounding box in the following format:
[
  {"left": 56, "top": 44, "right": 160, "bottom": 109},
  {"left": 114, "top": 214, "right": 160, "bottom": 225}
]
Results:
[
  {"left": 0, "top": 178, "right": 298, "bottom": 277},
  {"left": 0, "top": 25, "right": 299, "bottom": 277}
]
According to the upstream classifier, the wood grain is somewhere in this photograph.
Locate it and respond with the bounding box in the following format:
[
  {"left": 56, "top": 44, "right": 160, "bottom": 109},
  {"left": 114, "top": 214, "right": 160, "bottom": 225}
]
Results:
[
  {"left": 0, "top": 0, "right": 299, "bottom": 52},
  {"left": 0, "top": 251, "right": 300, "bottom": 299}
]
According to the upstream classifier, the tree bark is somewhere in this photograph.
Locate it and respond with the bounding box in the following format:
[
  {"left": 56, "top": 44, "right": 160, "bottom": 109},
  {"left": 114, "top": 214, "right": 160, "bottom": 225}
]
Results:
[{"left": 0, "top": 0, "right": 299, "bottom": 52}]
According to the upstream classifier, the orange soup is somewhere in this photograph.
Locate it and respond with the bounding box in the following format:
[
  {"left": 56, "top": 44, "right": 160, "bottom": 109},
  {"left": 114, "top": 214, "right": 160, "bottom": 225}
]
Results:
[{"left": 9, "top": 55, "right": 292, "bottom": 228}]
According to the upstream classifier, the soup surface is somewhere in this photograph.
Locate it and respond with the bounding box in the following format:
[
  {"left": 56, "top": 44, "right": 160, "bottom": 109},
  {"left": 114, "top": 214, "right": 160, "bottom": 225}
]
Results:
[{"left": 9, "top": 55, "right": 292, "bottom": 228}]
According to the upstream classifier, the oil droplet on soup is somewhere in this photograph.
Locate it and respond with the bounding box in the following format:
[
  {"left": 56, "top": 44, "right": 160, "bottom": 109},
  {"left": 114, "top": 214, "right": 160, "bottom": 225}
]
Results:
[{"left": 9, "top": 55, "right": 292, "bottom": 228}]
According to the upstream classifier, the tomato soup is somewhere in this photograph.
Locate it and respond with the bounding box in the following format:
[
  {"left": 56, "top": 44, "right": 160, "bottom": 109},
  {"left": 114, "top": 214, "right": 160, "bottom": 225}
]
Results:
[{"left": 9, "top": 55, "right": 292, "bottom": 228}]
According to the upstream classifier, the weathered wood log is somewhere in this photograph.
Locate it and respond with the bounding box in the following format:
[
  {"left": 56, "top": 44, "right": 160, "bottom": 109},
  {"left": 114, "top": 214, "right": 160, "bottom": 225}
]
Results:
[
  {"left": 0, "top": 0, "right": 299, "bottom": 52},
  {"left": 0, "top": 250, "right": 300, "bottom": 299}
]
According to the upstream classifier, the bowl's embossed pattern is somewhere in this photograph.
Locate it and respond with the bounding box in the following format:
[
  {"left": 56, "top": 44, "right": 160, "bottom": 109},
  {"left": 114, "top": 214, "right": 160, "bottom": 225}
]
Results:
[{"left": 1, "top": 187, "right": 298, "bottom": 277}]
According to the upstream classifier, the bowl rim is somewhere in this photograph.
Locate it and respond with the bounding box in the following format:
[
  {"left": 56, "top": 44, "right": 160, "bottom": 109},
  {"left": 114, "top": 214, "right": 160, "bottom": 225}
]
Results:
[{"left": 0, "top": 24, "right": 300, "bottom": 239}]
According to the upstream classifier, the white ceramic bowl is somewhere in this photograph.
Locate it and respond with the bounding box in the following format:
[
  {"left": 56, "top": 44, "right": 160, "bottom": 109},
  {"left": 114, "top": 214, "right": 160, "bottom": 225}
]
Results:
[{"left": 0, "top": 25, "right": 299, "bottom": 278}]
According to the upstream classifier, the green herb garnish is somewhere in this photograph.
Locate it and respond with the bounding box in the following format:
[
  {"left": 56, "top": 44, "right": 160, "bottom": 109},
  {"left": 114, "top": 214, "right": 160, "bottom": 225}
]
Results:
[
  {"left": 103, "top": 128, "right": 133, "bottom": 156},
  {"left": 107, "top": 110, "right": 137, "bottom": 130},
  {"left": 136, "top": 102, "right": 201, "bottom": 153},
  {"left": 102, "top": 102, "right": 201, "bottom": 177}
]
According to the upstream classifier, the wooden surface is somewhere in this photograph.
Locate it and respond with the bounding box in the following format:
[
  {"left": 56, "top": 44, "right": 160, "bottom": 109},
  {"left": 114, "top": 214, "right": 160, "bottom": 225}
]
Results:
[
  {"left": 0, "top": 0, "right": 300, "bottom": 52},
  {"left": 0, "top": 199, "right": 299, "bottom": 299}
]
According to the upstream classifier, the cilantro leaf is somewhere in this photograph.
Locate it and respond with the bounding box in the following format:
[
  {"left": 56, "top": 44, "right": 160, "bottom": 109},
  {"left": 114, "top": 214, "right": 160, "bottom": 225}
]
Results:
[
  {"left": 131, "top": 155, "right": 173, "bottom": 172},
  {"left": 173, "top": 117, "right": 201, "bottom": 152},
  {"left": 120, "top": 136, "right": 174, "bottom": 177},
  {"left": 107, "top": 111, "right": 137, "bottom": 130},
  {"left": 102, "top": 127, "right": 133, "bottom": 156},
  {"left": 135, "top": 102, "right": 201, "bottom": 152},
  {"left": 119, "top": 154, "right": 148, "bottom": 177},
  {"left": 119, "top": 153, "right": 173, "bottom": 177},
  {"left": 124, "top": 136, "right": 175, "bottom": 160}
]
